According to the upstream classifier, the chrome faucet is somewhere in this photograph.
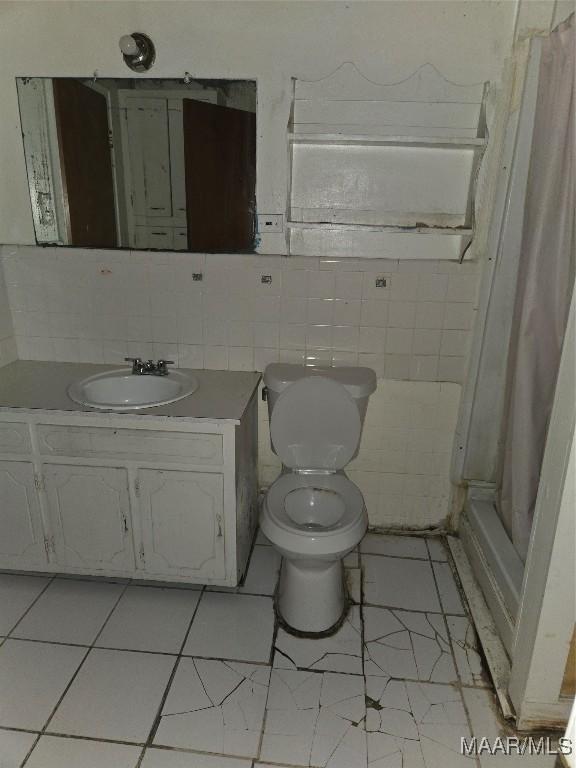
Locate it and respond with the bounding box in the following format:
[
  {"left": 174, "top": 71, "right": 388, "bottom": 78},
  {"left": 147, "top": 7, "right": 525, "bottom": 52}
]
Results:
[{"left": 125, "top": 358, "right": 174, "bottom": 376}]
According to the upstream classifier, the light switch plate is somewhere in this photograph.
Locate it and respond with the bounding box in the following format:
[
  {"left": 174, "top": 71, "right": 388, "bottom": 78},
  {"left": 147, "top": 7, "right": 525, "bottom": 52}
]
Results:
[{"left": 257, "top": 214, "right": 284, "bottom": 233}]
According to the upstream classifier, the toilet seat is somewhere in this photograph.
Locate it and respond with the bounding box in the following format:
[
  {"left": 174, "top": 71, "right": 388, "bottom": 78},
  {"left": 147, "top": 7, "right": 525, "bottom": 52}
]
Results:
[{"left": 266, "top": 473, "right": 363, "bottom": 536}]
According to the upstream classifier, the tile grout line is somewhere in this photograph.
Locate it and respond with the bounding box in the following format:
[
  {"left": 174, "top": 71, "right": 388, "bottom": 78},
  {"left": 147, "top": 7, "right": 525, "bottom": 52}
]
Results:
[
  {"left": 430, "top": 541, "right": 483, "bottom": 768},
  {"left": 18, "top": 578, "right": 133, "bottom": 766},
  {"left": 136, "top": 584, "right": 207, "bottom": 765},
  {"left": 4, "top": 574, "right": 56, "bottom": 640}
]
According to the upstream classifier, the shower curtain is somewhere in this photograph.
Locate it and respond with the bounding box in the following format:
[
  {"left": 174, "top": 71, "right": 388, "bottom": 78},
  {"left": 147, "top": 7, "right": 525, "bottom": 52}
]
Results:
[{"left": 499, "top": 14, "right": 575, "bottom": 561}]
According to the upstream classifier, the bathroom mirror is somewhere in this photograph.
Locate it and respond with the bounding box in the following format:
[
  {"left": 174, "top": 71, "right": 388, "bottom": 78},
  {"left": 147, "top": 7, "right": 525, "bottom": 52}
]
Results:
[{"left": 16, "top": 77, "right": 257, "bottom": 252}]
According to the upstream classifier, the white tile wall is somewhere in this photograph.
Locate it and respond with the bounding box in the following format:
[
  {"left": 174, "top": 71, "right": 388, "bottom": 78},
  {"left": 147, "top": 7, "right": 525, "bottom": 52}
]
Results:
[
  {"left": 0, "top": 244, "right": 472, "bottom": 530},
  {"left": 1, "top": 246, "right": 480, "bottom": 383},
  {"left": 259, "top": 378, "right": 461, "bottom": 529}
]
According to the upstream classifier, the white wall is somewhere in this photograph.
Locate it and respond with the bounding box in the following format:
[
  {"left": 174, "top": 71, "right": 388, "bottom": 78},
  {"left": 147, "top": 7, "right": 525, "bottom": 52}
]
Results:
[
  {"left": 0, "top": 0, "right": 527, "bottom": 529},
  {"left": 0, "top": 0, "right": 518, "bottom": 251}
]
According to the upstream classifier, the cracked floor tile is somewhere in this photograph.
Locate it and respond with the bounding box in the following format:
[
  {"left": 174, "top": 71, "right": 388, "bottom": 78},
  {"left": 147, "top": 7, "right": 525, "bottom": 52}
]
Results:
[
  {"left": 261, "top": 669, "right": 367, "bottom": 767},
  {"left": 363, "top": 556, "right": 441, "bottom": 613},
  {"left": 274, "top": 606, "right": 363, "bottom": 675},
  {"left": 361, "top": 534, "right": 429, "bottom": 560},
  {"left": 446, "top": 615, "right": 489, "bottom": 687},
  {"left": 365, "top": 677, "right": 475, "bottom": 767},
  {"left": 363, "top": 606, "right": 457, "bottom": 684},
  {"left": 346, "top": 568, "right": 362, "bottom": 604},
  {"left": 153, "top": 658, "right": 270, "bottom": 758}
]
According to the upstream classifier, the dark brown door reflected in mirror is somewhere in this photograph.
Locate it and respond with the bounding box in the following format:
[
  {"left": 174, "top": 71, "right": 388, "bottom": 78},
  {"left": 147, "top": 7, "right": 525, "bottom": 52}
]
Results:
[
  {"left": 17, "top": 77, "right": 257, "bottom": 253},
  {"left": 52, "top": 78, "right": 117, "bottom": 248},
  {"left": 183, "top": 100, "right": 256, "bottom": 252}
]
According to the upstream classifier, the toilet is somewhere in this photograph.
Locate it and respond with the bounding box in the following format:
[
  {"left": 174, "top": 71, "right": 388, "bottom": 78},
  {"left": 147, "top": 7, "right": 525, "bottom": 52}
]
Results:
[{"left": 260, "top": 363, "right": 376, "bottom": 634}]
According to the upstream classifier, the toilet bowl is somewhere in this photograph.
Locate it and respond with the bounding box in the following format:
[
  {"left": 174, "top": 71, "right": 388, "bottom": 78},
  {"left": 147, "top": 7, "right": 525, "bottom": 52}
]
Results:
[{"left": 260, "top": 364, "right": 376, "bottom": 634}]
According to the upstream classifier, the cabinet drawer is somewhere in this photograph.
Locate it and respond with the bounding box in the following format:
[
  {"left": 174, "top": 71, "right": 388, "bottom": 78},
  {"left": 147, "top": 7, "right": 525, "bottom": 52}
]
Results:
[
  {"left": 36, "top": 425, "right": 223, "bottom": 465},
  {"left": 0, "top": 423, "right": 31, "bottom": 455}
]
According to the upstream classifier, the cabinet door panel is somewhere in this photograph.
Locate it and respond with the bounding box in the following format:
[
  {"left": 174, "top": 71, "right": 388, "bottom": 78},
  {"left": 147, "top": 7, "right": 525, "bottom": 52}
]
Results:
[
  {"left": 45, "top": 465, "right": 134, "bottom": 573},
  {"left": 139, "top": 469, "right": 225, "bottom": 579},
  {"left": 0, "top": 461, "right": 47, "bottom": 568}
]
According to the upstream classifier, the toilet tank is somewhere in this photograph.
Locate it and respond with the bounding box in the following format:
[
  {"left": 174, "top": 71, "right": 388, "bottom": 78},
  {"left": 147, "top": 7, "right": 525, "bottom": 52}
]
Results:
[{"left": 263, "top": 363, "right": 377, "bottom": 434}]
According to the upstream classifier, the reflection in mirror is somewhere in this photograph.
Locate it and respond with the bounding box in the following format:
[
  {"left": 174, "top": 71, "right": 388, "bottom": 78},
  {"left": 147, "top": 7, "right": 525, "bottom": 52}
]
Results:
[{"left": 16, "top": 77, "right": 257, "bottom": 252}]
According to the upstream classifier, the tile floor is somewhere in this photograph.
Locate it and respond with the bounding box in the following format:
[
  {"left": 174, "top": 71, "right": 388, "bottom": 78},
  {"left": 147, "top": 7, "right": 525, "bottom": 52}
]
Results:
[{"left": 0, "top": 532, "right": 556, "bottom": 767}]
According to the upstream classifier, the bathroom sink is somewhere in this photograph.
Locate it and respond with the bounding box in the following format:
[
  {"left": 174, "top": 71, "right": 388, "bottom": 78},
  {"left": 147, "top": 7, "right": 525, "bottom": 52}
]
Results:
[{"left": 67, "top": 368, "right": 198, "bottom": 410}]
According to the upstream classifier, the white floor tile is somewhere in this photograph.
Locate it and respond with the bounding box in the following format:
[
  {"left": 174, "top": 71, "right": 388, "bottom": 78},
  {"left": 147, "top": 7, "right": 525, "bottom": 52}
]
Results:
[
  {"left": 447, "top": 615, "right": 489, "bottom": 687},
  {"left": 183, "top": 593, "right": 274, "bottom": 663},
  {"left": 343, "top": 548, "right": 359, "bottom": 568},
  {"left": 0, "top": 574, "right": 50, "bottom": 634},
  {"left": 360, "top": 533, "right": 429, "bottom": 559},
  {"left": 49, "top": 648, "right": 175, "bottom": 743},
  {"left": 426, "top": 538, "right": 448, "bottom": 561},
  {"left": 0, "top": 639, "right": 85, "bottom": 730},
  {"left": 12, "top": 579, "right": 123, "bottom": 645},
  {"left": 154, "top": 658, "right": 270, "bottom": 758},
  {"left": 363, "top": 555, "right": 441, "bottom": 612},
  {"left": 345, "top": 567, "right": 362, "bottom": 604},
  {"left": 479, "top": 756, "right": 556, "bottom": 767},
  {"left": 366, "top": 677, "right": 475, "bottom": 768},
  {"left": 0, "top": 728, "right": 37, "bottom": 767},
  {"left": 363, "top": 606, "right": 457, "bottom": 683},
  {"left": 261, "top": 669, "right": 367, "bottom": 767},
  {"left": 25, "top": 735, "right": 141, "bottom": 768},
  {"left": 274, "top": 606, "right": 362, "bottom": 675},
  {"left": 96, "top": 586, "right": 200, "bottom": 654},
  {"left": 461, "top": 687, "right": 503, "bottom": 740},
  {"left": 432, "top": 562, "right": 466, "bottom": 614},
  {"left": 238, "top": 545, "right": 281, "bottom": 595},
  {"left": 142, "top": 749, "right": 252, "bottom": 767}
]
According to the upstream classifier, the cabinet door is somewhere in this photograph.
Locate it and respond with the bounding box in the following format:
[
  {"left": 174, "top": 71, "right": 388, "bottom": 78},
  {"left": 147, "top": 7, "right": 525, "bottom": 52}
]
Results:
[
  {"left": 45, "top": 465, "right": 135, "bottom": 573},
  {"left": 138, "top": 469, "right": 225, "bottom": 579},
  {"left": 0, "top": 461, "right": 47, "bottom": 569}
]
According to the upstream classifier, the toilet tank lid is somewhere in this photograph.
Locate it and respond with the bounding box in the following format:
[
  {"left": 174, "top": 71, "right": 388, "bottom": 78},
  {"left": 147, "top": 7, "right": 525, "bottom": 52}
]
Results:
[{"left": 264, "top": 363, "right": 377, "bottom": 398}]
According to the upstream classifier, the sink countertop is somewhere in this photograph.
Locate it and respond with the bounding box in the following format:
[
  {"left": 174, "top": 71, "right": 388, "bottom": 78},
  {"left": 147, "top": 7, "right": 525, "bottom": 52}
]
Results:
[{"left": 0, "top": 362, "right": 261, "bottom": 422}]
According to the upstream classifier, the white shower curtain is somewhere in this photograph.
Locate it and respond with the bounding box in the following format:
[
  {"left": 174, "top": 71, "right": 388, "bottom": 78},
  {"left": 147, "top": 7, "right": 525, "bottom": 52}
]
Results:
[{"left": 499, "top": 14, "right": 575, "bottom": 561}]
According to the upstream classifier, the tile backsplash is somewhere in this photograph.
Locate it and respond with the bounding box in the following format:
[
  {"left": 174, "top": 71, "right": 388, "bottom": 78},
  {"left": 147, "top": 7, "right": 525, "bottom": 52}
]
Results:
[
  {"left": 0, "top": 245, "right": 475, "bottom": 530},
  {"left": 1, "top": 246, "right": 480, "bottom": 381}
]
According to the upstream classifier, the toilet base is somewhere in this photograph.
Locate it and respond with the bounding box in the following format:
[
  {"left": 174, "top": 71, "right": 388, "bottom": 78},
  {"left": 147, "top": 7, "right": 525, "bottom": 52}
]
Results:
[{"left": 276, "top": 557, "right": 346, "bottom": 634}]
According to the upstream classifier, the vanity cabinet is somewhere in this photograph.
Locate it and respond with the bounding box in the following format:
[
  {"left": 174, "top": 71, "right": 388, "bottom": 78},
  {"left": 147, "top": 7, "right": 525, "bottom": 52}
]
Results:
[
  {"left": 0, "top": 460, "right": 46, "bottom": 568},
  {"left": 136, "top": 469, "right": 225, "bottom": 580},
  {"left": 43, "top": 465, "right": 135, "bottom": 572},
  {"left": 0, "top": 365, "right": 260, "bottom": 586}
]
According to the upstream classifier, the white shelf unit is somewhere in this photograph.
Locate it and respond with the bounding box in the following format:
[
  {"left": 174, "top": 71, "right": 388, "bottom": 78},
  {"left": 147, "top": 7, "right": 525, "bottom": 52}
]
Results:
[{"left": 286, "top": 63, "right": 488, "bottom": 260}]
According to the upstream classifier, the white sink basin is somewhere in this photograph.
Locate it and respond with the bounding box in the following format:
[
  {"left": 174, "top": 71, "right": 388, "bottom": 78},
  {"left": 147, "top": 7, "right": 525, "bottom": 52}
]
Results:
[{"left": 67, "top": 368, "right": 198, "bottom": 410}]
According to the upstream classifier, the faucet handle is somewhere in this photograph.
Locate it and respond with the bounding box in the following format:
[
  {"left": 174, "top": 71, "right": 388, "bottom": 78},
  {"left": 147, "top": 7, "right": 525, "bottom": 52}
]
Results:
[
  {"left": 125, "top": 357, "right": 143, "bottom": 374},
  {"left": 156, "top": 359, "right": 174, "bottom": 375}
]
